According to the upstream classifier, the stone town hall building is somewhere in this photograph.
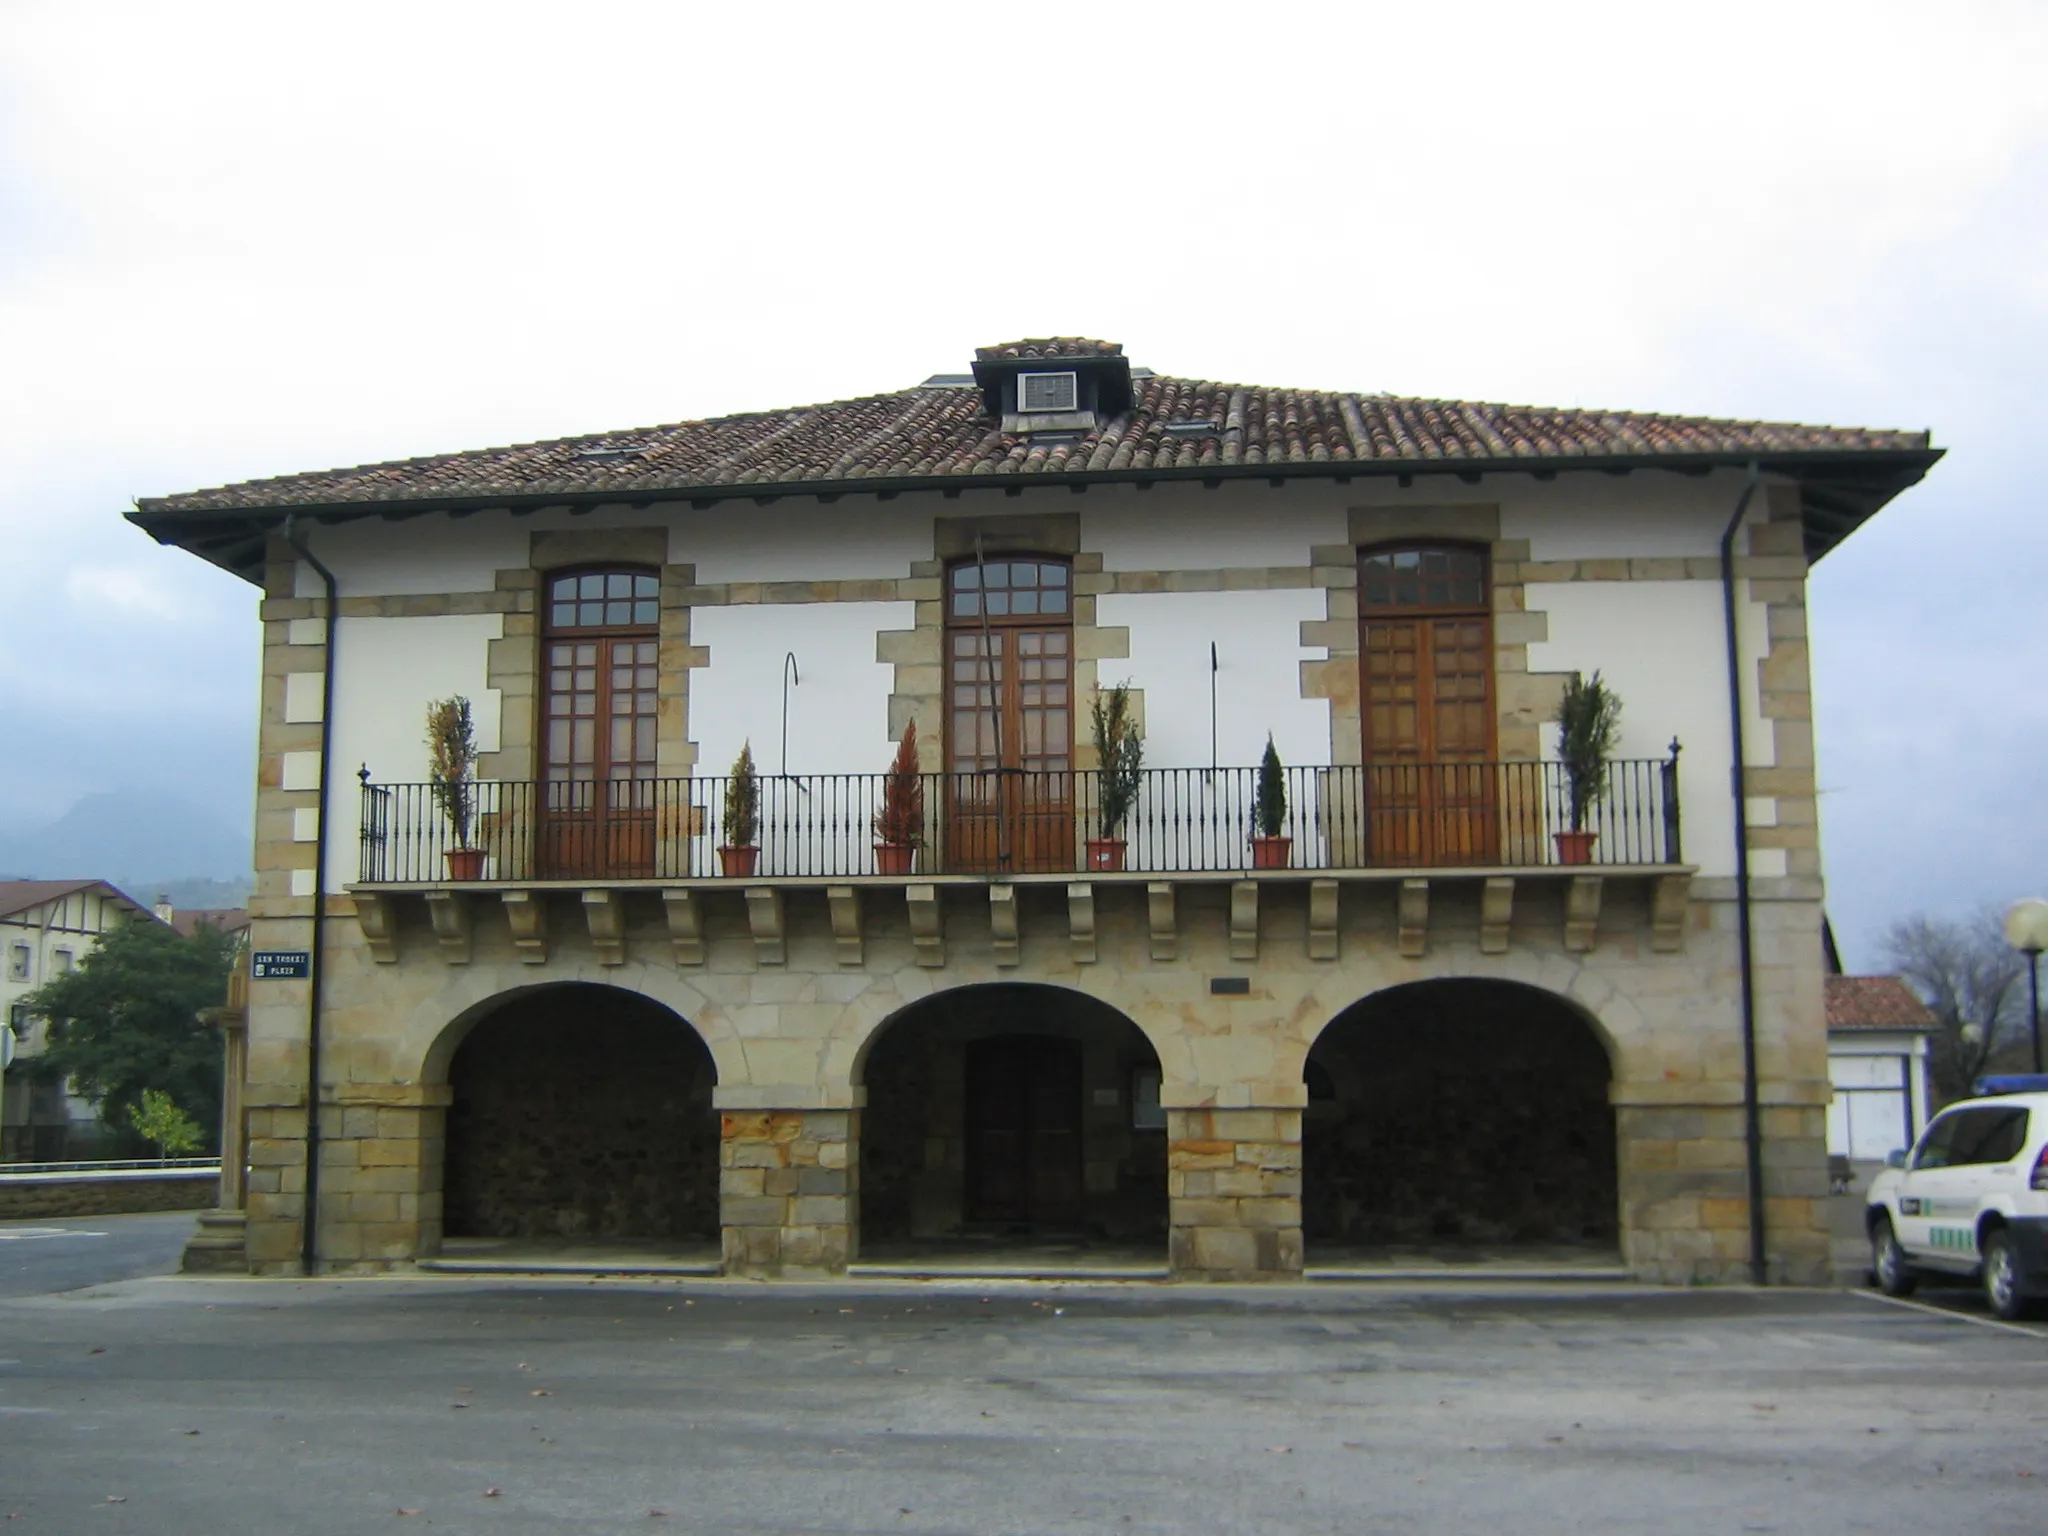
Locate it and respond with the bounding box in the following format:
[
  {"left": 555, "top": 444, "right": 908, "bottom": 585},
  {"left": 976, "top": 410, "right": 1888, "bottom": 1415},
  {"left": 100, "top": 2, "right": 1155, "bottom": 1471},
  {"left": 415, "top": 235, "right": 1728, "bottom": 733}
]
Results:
[{"left": 133, "top": 339, "right": 1938, "bottom": 1283}]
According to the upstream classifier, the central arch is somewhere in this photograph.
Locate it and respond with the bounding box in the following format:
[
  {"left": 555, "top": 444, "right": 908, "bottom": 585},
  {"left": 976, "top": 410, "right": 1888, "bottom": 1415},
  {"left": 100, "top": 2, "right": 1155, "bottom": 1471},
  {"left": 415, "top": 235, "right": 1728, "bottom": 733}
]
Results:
[
  {"left": 1303, "top": 978, "right": 1618, "bottom": 1265},
  {"left": 439, "top": 982, "right": 719, "bottom": 1256},
  {"left": 857, "top": 983, "right": 1166, "bottom": 1263}
]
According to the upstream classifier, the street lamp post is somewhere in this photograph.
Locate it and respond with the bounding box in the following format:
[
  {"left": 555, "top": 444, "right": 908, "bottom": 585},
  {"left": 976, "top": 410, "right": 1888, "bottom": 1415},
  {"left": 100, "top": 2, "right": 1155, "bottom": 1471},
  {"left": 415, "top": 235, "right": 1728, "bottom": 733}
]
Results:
[{"left": 2004, "top": 898, "right": 2048, "bottom": 1075}]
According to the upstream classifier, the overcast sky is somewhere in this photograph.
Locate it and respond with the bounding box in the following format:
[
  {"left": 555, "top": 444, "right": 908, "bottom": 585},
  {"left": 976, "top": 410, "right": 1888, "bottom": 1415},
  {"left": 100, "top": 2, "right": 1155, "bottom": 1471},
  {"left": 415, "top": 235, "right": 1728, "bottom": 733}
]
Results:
[{"left": 2, "top": 1, "right": 2043, "bottom": 966}]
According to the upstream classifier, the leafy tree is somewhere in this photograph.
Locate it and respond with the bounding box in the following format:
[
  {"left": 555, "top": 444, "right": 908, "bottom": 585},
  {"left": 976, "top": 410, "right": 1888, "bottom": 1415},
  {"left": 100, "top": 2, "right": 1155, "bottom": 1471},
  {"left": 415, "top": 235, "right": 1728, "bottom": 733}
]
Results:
[
  {"left": 20, "top": 917, "right": 233, "bottom": 1154},
  {"left": 129, "top": 1087, "right": 204, "bottom": 1157},
  {"left": 1881, "top": 908, "right": 2031, "bottom": 1102}
]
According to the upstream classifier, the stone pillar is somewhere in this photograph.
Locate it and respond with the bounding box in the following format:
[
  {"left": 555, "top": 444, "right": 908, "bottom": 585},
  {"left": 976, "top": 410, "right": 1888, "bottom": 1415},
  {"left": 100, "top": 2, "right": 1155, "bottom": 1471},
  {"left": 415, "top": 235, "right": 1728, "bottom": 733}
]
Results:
[
  {"left": 1614, "top": 1087, "right": 1835, "bottom": 1285},
  {"left": 242, "top": 1087, "right": 307, "bottom": 1274},
  {"left": 1167, "top": 1107, "right": 1303, "bottom": 1280},
  {"left": 719, "top": 1109, "right": 856, "bottom": 1278},
  {"left": 181, "top": 966, "right": 251, "bottom": 1273},
  {"left": 312, "top": 1085, "right": 450, "bottom": 1271}
]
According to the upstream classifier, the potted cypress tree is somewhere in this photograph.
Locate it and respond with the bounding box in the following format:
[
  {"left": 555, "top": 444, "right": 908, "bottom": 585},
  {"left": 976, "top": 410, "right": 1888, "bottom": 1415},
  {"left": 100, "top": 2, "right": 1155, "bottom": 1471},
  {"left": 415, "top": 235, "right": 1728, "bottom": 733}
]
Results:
[
  {"left": 1554, "top": 671, "right": 1622, "bottom": 865},
  {"left": 426, "top": 696, "right": 485, "bottom": 880},
  {"left": 1250, "top": 734, "right": 1291, "bottom": 868},
  {"left": 872, "top": 720, "right": 924, "bottom": 875},
  {"left": 1086, "top": 680, "right": 1143, "bottom": 871},
  {"left": 719, "top": 740, "right": 760, "bottom": 877}
]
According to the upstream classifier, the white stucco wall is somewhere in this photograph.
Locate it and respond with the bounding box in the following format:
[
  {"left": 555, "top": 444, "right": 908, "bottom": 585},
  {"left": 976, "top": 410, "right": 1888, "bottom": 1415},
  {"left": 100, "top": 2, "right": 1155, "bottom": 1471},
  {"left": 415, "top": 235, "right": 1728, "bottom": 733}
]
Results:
[
  {"left": 1499, "top": 473, "right": 1745, "bottom": 560},
  {"left": 1088, "top": 485, "right": 1345, "bottom": 572},
  {"left": 672, "top": 505, "right": 931, "bottom": 584},
  {"left": 325, "top": 613, "right": 504, "bottom": 886},
  {"left": 687, "top": 602, "right": 912, "bottom": 781},
  {"left": 1523, "top": 567, "right": 1773, "bottom": 881},
  {"left": 1099, "top": 589, "right": 1330, "bottom": 772}
]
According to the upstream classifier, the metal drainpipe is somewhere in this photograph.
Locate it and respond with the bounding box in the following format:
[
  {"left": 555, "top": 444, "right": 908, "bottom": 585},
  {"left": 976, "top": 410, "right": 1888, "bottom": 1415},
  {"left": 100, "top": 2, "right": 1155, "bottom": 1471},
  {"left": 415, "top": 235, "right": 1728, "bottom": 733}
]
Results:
[
  {"left": 1718, "top": 463, "right": 1767, "bottom": 1286},
  {"left": 282, "top": 516, "right": 338, "bottom": 1275}
]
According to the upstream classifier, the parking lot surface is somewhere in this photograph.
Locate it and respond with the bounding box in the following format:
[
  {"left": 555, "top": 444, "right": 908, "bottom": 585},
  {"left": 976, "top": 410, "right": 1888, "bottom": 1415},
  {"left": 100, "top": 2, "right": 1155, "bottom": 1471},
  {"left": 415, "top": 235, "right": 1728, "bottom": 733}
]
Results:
[{"left": 0, "top": 1275, "right": 2042, "bottom": 1534}]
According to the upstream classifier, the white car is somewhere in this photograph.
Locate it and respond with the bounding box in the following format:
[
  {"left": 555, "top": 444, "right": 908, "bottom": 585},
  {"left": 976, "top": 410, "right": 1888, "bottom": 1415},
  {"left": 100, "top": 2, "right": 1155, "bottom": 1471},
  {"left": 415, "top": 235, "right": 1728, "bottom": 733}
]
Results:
[{"left": 1865, "top": 1079, "right": 2048, "bottom": 1321}]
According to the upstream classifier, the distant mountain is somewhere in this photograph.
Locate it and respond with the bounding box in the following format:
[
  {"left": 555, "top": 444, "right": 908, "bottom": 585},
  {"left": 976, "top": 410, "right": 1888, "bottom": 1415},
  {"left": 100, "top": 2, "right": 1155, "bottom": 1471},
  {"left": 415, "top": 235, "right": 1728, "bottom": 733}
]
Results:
[{"left": 0, "top": 792, "right": 251, "bottom": 894}]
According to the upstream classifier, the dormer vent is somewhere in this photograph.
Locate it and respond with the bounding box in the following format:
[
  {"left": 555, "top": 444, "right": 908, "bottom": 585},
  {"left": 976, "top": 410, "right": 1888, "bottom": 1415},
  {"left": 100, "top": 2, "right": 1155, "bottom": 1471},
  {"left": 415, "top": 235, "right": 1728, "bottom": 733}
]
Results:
[
  {"left": 971, "top": 338, "right": 1135, "bottom": 434},
  {"left": 1018, "top": 371, "right": 1079, "bottom": 413}
]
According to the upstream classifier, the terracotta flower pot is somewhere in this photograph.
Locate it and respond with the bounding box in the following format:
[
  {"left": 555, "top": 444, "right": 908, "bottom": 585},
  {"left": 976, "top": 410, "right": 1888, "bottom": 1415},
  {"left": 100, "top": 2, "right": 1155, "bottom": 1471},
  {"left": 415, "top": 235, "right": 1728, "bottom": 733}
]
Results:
[
  {"left": 1250, "top": 835, "right": 1292, "bottom": 870},
  {"left": 874, "top": 842, "right": 916, "bottom": 876},
  {"left": 718, "top": 845, "right": 759, "bottom": 878},
  {"left": 1553, "top": 829, "right": 1598, "bottom": 866},
  {"left": 1085, "top": 837, "right": 1127, "bottom": 872},
  {"left": 444, "top": 847, "right": 487, "bottom": 882}
]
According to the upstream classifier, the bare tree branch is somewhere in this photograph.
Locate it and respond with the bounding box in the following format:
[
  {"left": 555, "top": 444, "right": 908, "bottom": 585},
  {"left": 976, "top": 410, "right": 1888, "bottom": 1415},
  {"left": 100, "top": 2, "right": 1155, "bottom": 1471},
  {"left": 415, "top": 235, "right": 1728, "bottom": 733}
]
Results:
[{"left": 1881, "top": 907, "right": 2030, "bottom": 1101}]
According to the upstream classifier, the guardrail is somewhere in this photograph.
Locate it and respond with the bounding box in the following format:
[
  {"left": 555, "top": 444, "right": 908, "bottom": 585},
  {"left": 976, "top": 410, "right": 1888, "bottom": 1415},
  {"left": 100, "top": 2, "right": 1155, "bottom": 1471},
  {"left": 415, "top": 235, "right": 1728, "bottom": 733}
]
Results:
[
  {"left": 360, "top": 757, "right": 1681, "bottom": 882},
  {"left": 0, "top": 1158, "right": 220, "bottom": 1180}
]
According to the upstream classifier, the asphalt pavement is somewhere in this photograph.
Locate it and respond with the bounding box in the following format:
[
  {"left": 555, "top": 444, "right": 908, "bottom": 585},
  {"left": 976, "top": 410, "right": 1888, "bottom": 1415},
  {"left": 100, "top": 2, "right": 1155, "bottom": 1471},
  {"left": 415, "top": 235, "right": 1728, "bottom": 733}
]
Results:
[
  {"left": 1, "top": 1271, "right": 2043, "bottom": 1535},
  {"left": 0, "top": 1209, "right": 199, "bottom": 1298}
]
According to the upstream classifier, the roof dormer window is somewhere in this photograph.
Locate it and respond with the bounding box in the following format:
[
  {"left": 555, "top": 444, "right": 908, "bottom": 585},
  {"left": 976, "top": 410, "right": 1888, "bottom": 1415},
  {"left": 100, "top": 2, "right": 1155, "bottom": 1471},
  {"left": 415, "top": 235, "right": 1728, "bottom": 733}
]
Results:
[
  {"left": 1017, "top": 371, "right": 1079, "bottom": 413},
  {"left": 971, "top": 339, "right": 1135, "bottom": 435}
]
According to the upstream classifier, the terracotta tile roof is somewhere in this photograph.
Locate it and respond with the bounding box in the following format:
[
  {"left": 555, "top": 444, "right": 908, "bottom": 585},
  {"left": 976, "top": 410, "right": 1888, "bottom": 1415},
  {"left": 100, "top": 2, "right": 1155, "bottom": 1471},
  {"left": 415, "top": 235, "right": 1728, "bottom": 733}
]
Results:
[
  {"left": 975, "top": 338, "right": 1125, "bottom": 361},
  {"left": 0, "top": 879, "right": 154, "bottom": 925},
  {"left": 1826, "top": 975, "right": 1937, "bottom": 1033},
  {"left": 132, "top": 339, "right": 1934, "bottom": 519},
  {"left": 168, "top": 907, "right": 250, "bottom": 939}
]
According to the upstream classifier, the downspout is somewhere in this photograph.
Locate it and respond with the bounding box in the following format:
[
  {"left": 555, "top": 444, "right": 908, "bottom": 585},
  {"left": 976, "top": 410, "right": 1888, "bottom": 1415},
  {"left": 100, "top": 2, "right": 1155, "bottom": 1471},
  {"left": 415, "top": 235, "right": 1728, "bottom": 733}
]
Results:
[
  {"left": 1718, "top": 463, "right": 1767, "bottom": 1286},
  {"left": 282, "top": 516, "right": 337, "bottom": 1276}
]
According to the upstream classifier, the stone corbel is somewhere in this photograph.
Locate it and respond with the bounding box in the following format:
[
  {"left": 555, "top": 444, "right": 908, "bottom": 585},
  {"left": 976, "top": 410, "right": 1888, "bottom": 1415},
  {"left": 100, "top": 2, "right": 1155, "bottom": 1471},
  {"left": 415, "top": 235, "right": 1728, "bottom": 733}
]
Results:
[
  {"left": 423, "top": 890, "right": 471, "bottom": 965},
  {"left": 661, "top": 889, "right": 705, "bottom": 966},
  {"left": 354, "top": 891, "right": 399, "bottom": 964},
  {"left": 581, "top": 889, "right": 627, "bottom": 966},
  {"left": 1649, "top": 871, "right": 1692, "bottom": 953},
  {"left": 989, "top": 884, "right": 1020, "bottom": 967},
  {"left": 907, "top": 883, "right": 944, "bottom": 968},
  {"left": 501, "top": 890, "right": 548, "bottom": 965},
  {"left": 1564, "top": 875, "right": 1604, "bottom": 953},
  {"left": 826, "top": 886, "right": 863, "bottom": 967},
  {"left": 1229, "top": 881, "right": 1259, "bottom": 963},
  {"left": 1307, "top": 879, "right": 1339, "bottom": 961},
  {"left": 1066, "top": 883, "right": 1096, "bottom": 964},
  {"left": 1147, "top": 882, "right": 1177, "bottom": 962},
  {"left": 1479, "top": 877, "right": 1515, "bottom": 955},
  {"left": 1397, "top": 878, "right": 1430, "bottom": 959},
  {"left": 745, "top": 886, "right": 786, "bottom": 965}
]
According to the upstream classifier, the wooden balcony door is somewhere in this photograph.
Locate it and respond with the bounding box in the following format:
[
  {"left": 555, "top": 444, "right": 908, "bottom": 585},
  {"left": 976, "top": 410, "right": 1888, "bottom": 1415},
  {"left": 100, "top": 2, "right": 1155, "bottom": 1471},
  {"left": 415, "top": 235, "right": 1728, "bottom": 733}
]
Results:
[
  {"left": 540, "top": 571, "right": 660, "bottom": 879},
  {"left": 946, "top": 558, "right": 1074, "bottom": 873},
  {"left": 1359, "top": 545, "right": 1499, "bottom": 865}
]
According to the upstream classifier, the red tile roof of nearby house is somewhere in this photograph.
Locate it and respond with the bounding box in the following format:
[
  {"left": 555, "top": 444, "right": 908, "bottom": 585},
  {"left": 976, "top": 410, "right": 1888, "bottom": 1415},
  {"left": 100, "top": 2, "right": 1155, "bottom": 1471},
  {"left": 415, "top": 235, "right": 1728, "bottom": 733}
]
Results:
[
  {"left": 167, "top": 907, "right": 250, "bottom": 939},
  {"left": 126, "top": 337, "right": 1941, "bottom": 581},
  {"left": 0, "top": 880, "right": 156, "bottom": 925},
  {"left": 1826, "top": 974, "right": 1937, "bottom": 1033}
]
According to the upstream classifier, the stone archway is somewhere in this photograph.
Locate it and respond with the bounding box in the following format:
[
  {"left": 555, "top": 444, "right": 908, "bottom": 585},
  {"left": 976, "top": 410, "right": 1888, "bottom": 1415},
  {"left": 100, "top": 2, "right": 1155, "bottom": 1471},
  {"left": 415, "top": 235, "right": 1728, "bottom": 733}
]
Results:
[
  {"left": 440, "top": 983, "right": 719, "bottom": 1251},
  {"left": 1303, "top": 978, "right": 1617, "bottom": 1263},
  {"left": 856, "top": 983, "right": 1167, "bottom": 1261}
]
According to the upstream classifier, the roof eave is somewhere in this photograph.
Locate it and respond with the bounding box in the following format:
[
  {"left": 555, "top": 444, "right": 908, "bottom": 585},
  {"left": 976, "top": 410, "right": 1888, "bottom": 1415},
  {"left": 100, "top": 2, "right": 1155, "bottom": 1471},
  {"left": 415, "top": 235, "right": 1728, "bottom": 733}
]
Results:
[{"left": 129, "top": 444, "right": 1944, "bottom": 586}]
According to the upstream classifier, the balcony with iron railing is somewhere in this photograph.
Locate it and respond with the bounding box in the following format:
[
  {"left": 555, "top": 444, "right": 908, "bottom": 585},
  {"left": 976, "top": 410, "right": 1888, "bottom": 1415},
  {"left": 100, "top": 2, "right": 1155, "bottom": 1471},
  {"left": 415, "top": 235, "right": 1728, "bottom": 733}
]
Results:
[{"left": 356, "top": 757, "right": 1683, "bottom": 885}]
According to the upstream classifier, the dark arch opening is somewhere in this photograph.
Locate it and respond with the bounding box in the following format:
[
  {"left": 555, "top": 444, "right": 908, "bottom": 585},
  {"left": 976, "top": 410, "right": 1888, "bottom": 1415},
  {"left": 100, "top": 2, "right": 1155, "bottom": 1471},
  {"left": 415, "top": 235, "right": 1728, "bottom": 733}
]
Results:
[
  {"left": 858, "top": 983, "right": 1165, "bottom": 1260},
  {"left": 443, "top": 984, "right": 719, "bottom": 1246},
  {"left": 1303, "top": 978, "right": 1616, "bottom": 1261}
]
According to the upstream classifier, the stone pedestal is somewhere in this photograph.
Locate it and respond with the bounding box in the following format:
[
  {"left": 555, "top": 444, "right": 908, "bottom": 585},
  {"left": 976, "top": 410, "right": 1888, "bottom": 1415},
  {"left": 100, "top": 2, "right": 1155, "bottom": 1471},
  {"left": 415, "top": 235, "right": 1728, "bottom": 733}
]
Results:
[
  {"left": 720, "top": 1109, "right": 857, "bottom": 1277},
  {"left": 182, "top": 966, "right": 250, "bottom": 1274},
  {"left": 1167, "top": 1107, "right": 1303, "bottom": 1280}
]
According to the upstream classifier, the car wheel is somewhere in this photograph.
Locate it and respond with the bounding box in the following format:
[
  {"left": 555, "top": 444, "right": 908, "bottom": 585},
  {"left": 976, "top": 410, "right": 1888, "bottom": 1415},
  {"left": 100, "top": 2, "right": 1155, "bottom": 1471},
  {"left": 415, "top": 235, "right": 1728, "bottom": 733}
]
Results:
[
  {"left": 1981, "top": 1230, "right": 2037, "bottom": 1321},
  {"left": 1871, "top": 1216, "right": 1916, "bottom": 1296}
]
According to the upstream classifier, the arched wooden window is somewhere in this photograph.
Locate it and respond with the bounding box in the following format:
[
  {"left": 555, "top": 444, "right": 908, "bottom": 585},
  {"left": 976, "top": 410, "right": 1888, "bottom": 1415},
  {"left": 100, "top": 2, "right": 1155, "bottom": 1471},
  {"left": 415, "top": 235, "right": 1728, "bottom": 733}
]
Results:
[
  {"left": 946, "top": 556, "right": 1073, "bottom": 871},
  {"left": 540, "top": 569, "right": 660, "bottom": 877},
  {"left": 1357, "top": 544, "right": 1496, "bottom": 864}
]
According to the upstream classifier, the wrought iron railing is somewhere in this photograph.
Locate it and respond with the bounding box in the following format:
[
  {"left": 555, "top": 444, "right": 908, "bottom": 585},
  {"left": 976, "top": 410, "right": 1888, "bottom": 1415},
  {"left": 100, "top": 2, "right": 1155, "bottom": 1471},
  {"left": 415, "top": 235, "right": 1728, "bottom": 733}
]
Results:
[{"left": 359, "top": 757, "right": 1681, "bottom": 882}]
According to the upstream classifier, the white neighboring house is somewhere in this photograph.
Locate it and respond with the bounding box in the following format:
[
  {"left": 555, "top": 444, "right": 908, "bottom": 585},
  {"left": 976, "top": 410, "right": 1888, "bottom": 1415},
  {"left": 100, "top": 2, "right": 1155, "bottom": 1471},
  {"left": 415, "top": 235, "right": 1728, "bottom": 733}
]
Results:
[
  {"left": 0, "top": 880, "right": 160, "bottom": 1160},
  {"left": 1825, "top": 974, "right": 1936, "bottom": 1166}
]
